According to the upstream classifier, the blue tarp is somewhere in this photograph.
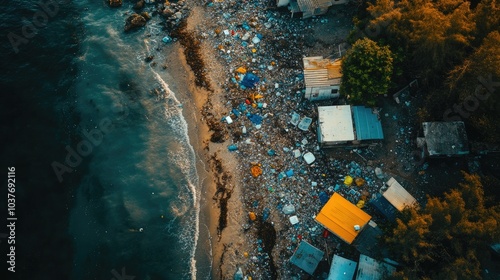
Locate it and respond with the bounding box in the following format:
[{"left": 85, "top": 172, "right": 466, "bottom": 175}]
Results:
[
  {"left": 369, "top": 193, "right": 397, "bottom": 221},
  {"left": 248, "top": 114, "right": 263, "bottom": 125},
  {"left": 241, "top": 73, "right": 260, "bottom": 88},
  {"left": 352, "top": 106, "right": 384, "bottom": 140}
]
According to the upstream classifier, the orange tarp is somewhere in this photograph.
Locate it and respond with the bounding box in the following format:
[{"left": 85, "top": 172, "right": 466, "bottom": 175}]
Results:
[{"left": 315, "top": 193, "right": 371, "bottom": 244}]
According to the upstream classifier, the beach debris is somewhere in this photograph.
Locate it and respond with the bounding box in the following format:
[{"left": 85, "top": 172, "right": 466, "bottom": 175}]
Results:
[
  {"left": 228, "top": 144, "right": 238, "bottom": 152},
  {"left": 356, "top": 200, "right": 365, "bottom": 208},
  {"left": 298, "top": 117, "right": 312, "bottom": 131},
  {"left": 236, "top": 67, "right": 247, "bottom": 74},
  {"left": 344, "top": 175, "right": 354, "bottom": 186},
  {"left": 303, "top": 152, "right": 316, "bottom": 164},
  {"left": 240, "top": 73, "right": 260, "bottom": 88},
  {"left": 250, "top": 165, "right": 262, "bottom": 177},
  {"left": 290, "top": 112, "right": 300, "bottom": 126},
  {"left": 282, "top": 204, "right": 295, "bottom": 215},
  {"left": 225, "top": 116, "right": 233, "bottom": 124},
  {"left": 248, "top": 114, "right": 262, "bottom": 125},
  {"left": 289, "top": 215, "right": 299, "bottom": 225},
  {"left": 375, "top": 167, "right": 384, "bottom": 179},
  {"left": 262, "top": 208, "right": 270, "bottom": 221},
  {"left": 162, "top": 36, "right": 173, "bottom": 43},
  {"left": 355, "top": 177, "right": 366, "bottom": 187},
  {"left": 293, "top": 149, "right": 301, "bottom": 158},
  {"left": 248, "top": 212, "right": 257, "bottom": 221},
  {"left": 234, "top": 267, "right": 244, "bottom": 280}
]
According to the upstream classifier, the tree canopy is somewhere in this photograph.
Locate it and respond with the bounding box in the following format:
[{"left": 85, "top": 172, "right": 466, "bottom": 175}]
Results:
[
  {"left": 383, "top": 173, "right": 500, "bottom": 279},
  {"left": 341, "top": 38, "right": 393, "bottom": 106}
]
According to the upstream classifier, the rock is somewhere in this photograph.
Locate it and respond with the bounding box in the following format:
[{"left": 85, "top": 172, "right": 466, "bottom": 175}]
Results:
[
  {"left": 108, "top": 0, "right": 122, "bottom": 7},
  {"left": 145, "top": 55, "right": 154, "bottom": 62},
  {"left": 133, "top": 0, "right": 145, "bottom": 10},
  {"left": 124, "top": 14, "right": 147, "bottom": 32},
  {"left": 162, "top": 8, "right": 174, "bottom": 18},
  {"left": 174, "top": 11, "right": 183, "bottom": 19},
  {"left": 140, "top": 11, "right": 151, "bottom": 21}
]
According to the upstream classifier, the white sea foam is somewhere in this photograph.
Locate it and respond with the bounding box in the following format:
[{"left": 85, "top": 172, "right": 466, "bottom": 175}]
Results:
[{"left": 152, "top": 71, "right": 201, "bottom": 280}]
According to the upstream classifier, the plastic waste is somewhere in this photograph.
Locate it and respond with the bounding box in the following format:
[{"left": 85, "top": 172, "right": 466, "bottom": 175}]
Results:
[
  {"left": 303, "top": 152, "right": 316, "bottom": 164},
  {"left": 262, "top": 208, "right": 270, "bottom": 221},
  {"left": 241, "top": 73, "right": 260, "bottom": 88},
  {"left": 234, "top": 267, "right": 244, "bottom": 280},
  {"left": 282, "top": 204, "right": 295, "bottom": 215},
  {"left": 162, "top": 36, "right": 172, "bottom": 43},
  {"left": 298, "top": 117, "right": 312, "bottom": 131},
  {"left": 289, "top": 215, "right": 299, "bottom": 225},
  {"left": 344, "top": 176, "right": 353, "bottom": 186},
  {"left": 248, "top": 212, "right": 257, "bottom": 221},
  {"left": 228, "top": 144, "right": 238, "bottom": 151},
  {"left": 290, "top": 112, "right": 300, "bottom": 126}
]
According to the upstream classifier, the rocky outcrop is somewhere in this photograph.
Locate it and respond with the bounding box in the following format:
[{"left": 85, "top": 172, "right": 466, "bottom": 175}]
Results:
[
  {"left": 108, "top": 0, "right": 122, "bottom": 7},
  {"left": 133, "top": 0, "right": 145, "bottom": 10},
  {"left": 140, "top": 12, "right": 151, "bottom": 21},
  {"left": 124, "top": 14, "right": 146, "bottom": 32},
  {"left": 160, "top": 0, "right": 188, "bottom": 28}
]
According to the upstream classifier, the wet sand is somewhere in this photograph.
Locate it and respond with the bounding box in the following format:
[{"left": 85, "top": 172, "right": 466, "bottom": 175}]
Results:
[{"left": 162, "top": 6, "right": 250, "bottom": 279}]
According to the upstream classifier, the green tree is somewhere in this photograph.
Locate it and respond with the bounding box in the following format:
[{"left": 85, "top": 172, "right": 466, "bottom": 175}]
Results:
[
  {"left": 383, "top": 173, "right": 500, "bottom": 279},
  {"left": 365, "top": 0, "right": 475, "bottom": 85},
  {"left": 341, "top": 38, "right": 393, "bottom": 106}
]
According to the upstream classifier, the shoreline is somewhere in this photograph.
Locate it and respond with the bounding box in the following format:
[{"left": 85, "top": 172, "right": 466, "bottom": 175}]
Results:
[{"left": 162, "top": 6, "right": 247, "bottom": 278}]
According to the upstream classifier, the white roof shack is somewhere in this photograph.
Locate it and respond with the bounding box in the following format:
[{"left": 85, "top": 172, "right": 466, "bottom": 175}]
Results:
[
  {"left": 327, "top": 254, "right": 357, "bottom": 280},
  {"left": 303, "top": 56, "right": 342, "bottom": 101},
  {"left": 383, "top": 178, "right": 418, "bottom": 211},
  {"left": 318, "top": 105, "right": 355, "bottom": 145},
  {"left": 356, "top": 254, "right": 396, "bottom": 280}
]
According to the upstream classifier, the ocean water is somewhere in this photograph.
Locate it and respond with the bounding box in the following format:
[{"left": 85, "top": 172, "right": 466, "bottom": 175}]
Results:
[{"left": 1, "top": 1, "right": 210, "bottom": 279}]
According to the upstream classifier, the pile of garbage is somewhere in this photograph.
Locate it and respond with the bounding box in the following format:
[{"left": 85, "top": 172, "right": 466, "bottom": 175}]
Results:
[{"left": 187, "top": 2, "right": 400, "bottom": 278}]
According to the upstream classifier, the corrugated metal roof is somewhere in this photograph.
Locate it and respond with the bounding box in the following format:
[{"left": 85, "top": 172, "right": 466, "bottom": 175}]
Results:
[
  {"left": 290, "top": 241, "right": 324, "bottom": 275},
  {"left": 315, "top": 193, "right": 372, "bottom": 244},
  {"left": 352, "top": 106, "right": 384, "bottom": 140},
  {"left": 356, "top": 254, "right": 396, "bottom": 280},
  {"left": 327, "top": 254, "right": 357, "bottom": 280},
  {"left": 383, "top": 178, "right": 418, "bottom": 211},
  {"left": 303, "top": 57, "right": 342, "bottom": 88},
  {"left": 423, "top": 121, "right": 469, "bottom": 156},
  {"left": 318, "top": 106, "right": 355, "bottom": 143}
]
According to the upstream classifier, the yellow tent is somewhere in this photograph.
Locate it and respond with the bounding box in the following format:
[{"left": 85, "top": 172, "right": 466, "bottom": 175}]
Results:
[{"left": 315, "top": 193, "right": 371, "bottom": 244}]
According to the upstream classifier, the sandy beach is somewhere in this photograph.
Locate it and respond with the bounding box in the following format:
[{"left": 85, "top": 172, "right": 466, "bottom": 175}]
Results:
[{"left": 161, "top": 6, "right": 250, "bottom": 278}]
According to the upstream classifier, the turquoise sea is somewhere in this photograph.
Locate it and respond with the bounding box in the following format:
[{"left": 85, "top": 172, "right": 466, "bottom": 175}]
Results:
[{"left": 1, "top": 1, "right": 211, "bottom": 279}]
